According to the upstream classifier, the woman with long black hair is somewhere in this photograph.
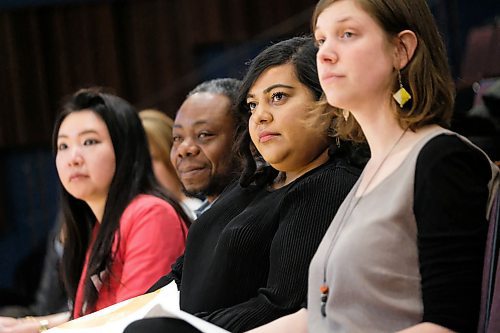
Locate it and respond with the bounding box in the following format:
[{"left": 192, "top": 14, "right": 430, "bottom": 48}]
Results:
[{"left": 0, "top": 88, "right": 191, "bottom": 332}]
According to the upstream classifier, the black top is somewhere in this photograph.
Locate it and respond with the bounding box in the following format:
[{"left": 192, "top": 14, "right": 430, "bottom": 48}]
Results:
[
  {"left": 150, "top": 157, "right": 360, "bottom": 332},
  {"left": 415, "top": 135, "right": 492, "bottom": 332}
]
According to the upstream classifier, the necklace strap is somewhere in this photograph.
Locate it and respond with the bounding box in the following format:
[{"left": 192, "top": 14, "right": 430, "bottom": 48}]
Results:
[{"left": 321, "top": 127, "right": 409, "bottom": 285}]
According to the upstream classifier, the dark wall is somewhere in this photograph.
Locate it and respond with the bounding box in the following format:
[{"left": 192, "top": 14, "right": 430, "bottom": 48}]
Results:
[
  {"left": 0, "top": 148, "right": 58, "bottom": 290},
  {"left": 1, "top": 0, "right": 498, "bottom": 149},
  {"left": 0, "top": 0, "right": 317, "bottom": 149},
  {"left": 0, "top": 0, "right": 317, "bottom": 292}
]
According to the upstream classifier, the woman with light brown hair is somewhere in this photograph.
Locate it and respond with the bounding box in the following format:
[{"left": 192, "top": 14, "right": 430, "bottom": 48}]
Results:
[{"left": 248, "top": 0, "right": 499, "bottom": 332}]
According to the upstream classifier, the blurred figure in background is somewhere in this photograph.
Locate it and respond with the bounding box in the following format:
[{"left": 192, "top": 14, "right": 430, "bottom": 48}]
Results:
[{"left": 0, "top": 215, "right": 67, "bottom": 318}]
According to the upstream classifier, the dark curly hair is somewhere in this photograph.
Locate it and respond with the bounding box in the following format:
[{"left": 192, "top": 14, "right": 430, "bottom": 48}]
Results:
[{"left": 235, "top": 36, "right": 367, "bottom": 187}]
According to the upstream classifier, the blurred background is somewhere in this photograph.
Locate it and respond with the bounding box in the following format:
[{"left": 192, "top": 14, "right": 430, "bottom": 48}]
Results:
[{"left": 0, "top": 0, "right": 499, "bottom": 308}]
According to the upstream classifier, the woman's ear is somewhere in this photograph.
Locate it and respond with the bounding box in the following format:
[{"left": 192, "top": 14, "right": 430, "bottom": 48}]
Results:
[{"left": 394, "top": 30, "right": 418, "bottom": 70}]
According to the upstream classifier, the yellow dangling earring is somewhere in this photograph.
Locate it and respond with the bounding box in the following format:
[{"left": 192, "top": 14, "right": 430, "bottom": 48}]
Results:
[
  {"left": 392, "top": 70, "right": 411, "bottom": 108},
  {"left": 342, "top": 109, "right": 350, "bottom": 121}
]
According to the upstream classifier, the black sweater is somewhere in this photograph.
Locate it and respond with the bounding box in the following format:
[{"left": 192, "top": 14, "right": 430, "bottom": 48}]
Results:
[
  {"left": 150, "top": 157, "right": 360, "bottom": 332},
  {"left": 415, "top": 135, "right": 492, "bottom": 332}
]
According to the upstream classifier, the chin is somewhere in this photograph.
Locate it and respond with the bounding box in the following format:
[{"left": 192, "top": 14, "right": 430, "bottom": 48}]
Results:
[
  {"left": 325, "top": 96, "right": 342, "bottom": 109},
  {"left": 183, "top": 185, "right": 207, "bottom": 197},
  {"left": 266, "top": 159, "right": 287, "bottom": 171}
]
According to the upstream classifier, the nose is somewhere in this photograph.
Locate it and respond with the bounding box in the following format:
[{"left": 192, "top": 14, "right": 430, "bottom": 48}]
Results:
[
  {"left": 175, "top": 138, "right": 200, "bottom": 158},
  {"left": 251, "top": 104, "right": 273, "bottom": 125},
  {"left": 68, "top": 147, "right": 84, "bottom": 167},
  {"left": 317, "top": 40, "right": 338, "bottom": 64}
]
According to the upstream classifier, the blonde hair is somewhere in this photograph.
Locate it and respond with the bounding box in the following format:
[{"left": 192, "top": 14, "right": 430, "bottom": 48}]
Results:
[
  {"left": 309, "top": 96, "right": 343, "bottom": 140},
  {"left": 139, "top": 109, "right": 176, "bottom": 173},
  {"left": 312, "top": 0, "right": 455, "bottom": 141}
]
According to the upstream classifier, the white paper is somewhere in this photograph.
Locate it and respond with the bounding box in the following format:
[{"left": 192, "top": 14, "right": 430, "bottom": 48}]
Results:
[{"left": 47, "top": 282, "right": 229, "bottom": 333}]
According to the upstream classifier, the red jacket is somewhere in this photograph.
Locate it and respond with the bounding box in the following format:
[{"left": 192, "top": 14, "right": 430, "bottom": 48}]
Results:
[{"left": 73, "top": 194, "right": 187, "bottom": 317}]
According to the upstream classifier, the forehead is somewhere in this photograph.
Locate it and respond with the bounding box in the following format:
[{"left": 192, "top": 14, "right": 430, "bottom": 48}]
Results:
[
  {"left": 58, "top": 110, "right": 108, "bottom": 134},
  {"left": 249, "top": 63, "right": 298, "bottom": 92},
  {"left": 174, "top": 92, "right": 232, "bottom": 128},
  {"left": 316, "top": 0, "right": 373, "bottom": 29}
]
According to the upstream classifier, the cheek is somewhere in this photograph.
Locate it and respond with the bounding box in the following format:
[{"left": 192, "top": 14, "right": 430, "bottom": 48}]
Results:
[
  {"left": 248, "top": 124, "right": 259, "bottom": 146},
  {"left": 317, "top": 60, "right": 327, "bottom": 76},
  {"left": 169, "top": 147, "right": 179, "bottom": 167},
  {"left": 205, "top": 144, "right": 230, "bottom": 173},
  {"left": 355, "top": 44, "right": 393, "bottom": 77},
  {"left": 98, "top": 155, "right": 116, "bottom": 185},
  {"left": 55, "top": 155, "right": 68, "bottom": 182}
]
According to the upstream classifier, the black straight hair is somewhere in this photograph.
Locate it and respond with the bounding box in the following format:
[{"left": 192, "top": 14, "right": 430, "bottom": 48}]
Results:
[{"left": 52, "top": 88, "right": 191, "bottom": 317}]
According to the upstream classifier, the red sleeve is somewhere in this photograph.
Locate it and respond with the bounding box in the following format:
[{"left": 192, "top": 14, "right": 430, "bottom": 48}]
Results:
[{"left": 102, "top": 195, "right": 187, "bottom": 306}]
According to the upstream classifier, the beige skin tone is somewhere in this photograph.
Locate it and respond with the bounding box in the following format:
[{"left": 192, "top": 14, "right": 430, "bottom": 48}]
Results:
[
  {"left": 55, "top": 111, "right": 116, "bottom": 222},
  {"left": 315, "top": 0, "right": 428, "bottom": 199},
  {"left": 170, "top": 92, "right": 236, "bottom": 203},
  {"left": 248, "top": 1, "right": 454, "bottom": 332},
  {"left": 246, "top": 63, "right": 330, "bottom": 187},
  {"left": 0, "top": 313, "right": 70, "bottom": 333},
  {"left": 0, "top": 111, "right": 116, "bottom": 332},
  {"left": 149, "top": 144, "right": 187, "bottom": 203}
]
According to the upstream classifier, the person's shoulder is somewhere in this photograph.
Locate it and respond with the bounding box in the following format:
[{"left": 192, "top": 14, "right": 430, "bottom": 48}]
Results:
[
  {"left": 421, "top": 133, "right": 475, "bottom": 153},
  {"left": 128, "top": 194, "right": 172, "bottom": 209},
  {"left": 417, "top": 133, "right": 492, "bottom": 180},
  {"left": 288, "top": 157, "right": 361, "bottom": 193},
  {"left": 306, "top": 155, "right": 362, "bottom": 182},
  {"left": 123, "top": 194, "right": 177, "bottom": 220},
  {"left": 119, "top": 195, "right": 181, "bottom": 235},
  {"left": 419, "top": 133, "right": 490, "bottom": 165},
  {"left": 327, "top": 155, "right": 363, "bottom": 176}
]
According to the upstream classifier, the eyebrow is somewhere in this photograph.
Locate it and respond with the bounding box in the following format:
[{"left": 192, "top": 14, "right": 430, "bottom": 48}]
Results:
[
  {"left": 173, "top": 120, "right": 210, "bottom": 129},
  {"left": 247, "top": 84, "right": 294, "bottom": 99},
  {"left": 336, "top": 16, "right": 354, "bottom": 23},
  {"left": 57, "top": 129, "right": 99, "bottom": 138},
  {"left": 315, "top": 16, "right": 355, "bottom": 32}
]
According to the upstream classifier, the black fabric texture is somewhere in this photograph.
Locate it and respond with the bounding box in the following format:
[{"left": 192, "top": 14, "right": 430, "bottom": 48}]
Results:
[{"left": 414, "top": 134, "right": 492, "bottom": 332}]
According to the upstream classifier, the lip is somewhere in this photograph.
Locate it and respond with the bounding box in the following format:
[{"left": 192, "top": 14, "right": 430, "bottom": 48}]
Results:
[
  {"left": 320, "top": 72, "right": 345, "bottom": 84},
  {"left": 177, "top": 164, "right": 208, "bottom": 176},
  {"left": 258, "top": 131, "right": 280, "bottom": 143},
  {"left": 69, "top": 173, "right": 88, "bottom": 181}
]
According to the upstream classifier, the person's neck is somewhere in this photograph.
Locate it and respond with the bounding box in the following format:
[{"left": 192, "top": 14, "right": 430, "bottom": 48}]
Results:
[
  {"left": 206, "top": 194, "right": 219, "bottom": 204},
  {"left": 282, "top": 148, "right": 330, "bottom": 187},
  {"left": 351, "top": 105, "right": 405, "bottom": 161},
  {"left": 86, "top": 198, "right": 106, "bottom": 223},
  {"left": 171, "top": 186, "right": 189, "bottom": 204}
]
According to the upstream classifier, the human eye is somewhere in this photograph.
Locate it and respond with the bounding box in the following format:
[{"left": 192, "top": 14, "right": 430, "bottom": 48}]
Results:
[
  {"left": 83, "top": 138, "right": 99, "bottom": 146},
  {"left": 246, "top": 100, "right": 257, "bottom": 114},
  {"left": 313, "top": 29, "right": 325, "bottom": 46},
  {"left": 271, "top": 92, "right": 288, "bottom": 105},
  {"left": 340, "top": 31, "right": 354, "bottom": 39},
  {"left": 172, "top": 135, "right": 183, "bottom": 144},
  {"left": 198, "top": 131, "right": 214, "bottom": 141},
  {"left": 314, "top": 35, "right": 325, "bottom": 47},
  {"left": 57, "top": 142, "right": 68, "bottom": 151}
]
